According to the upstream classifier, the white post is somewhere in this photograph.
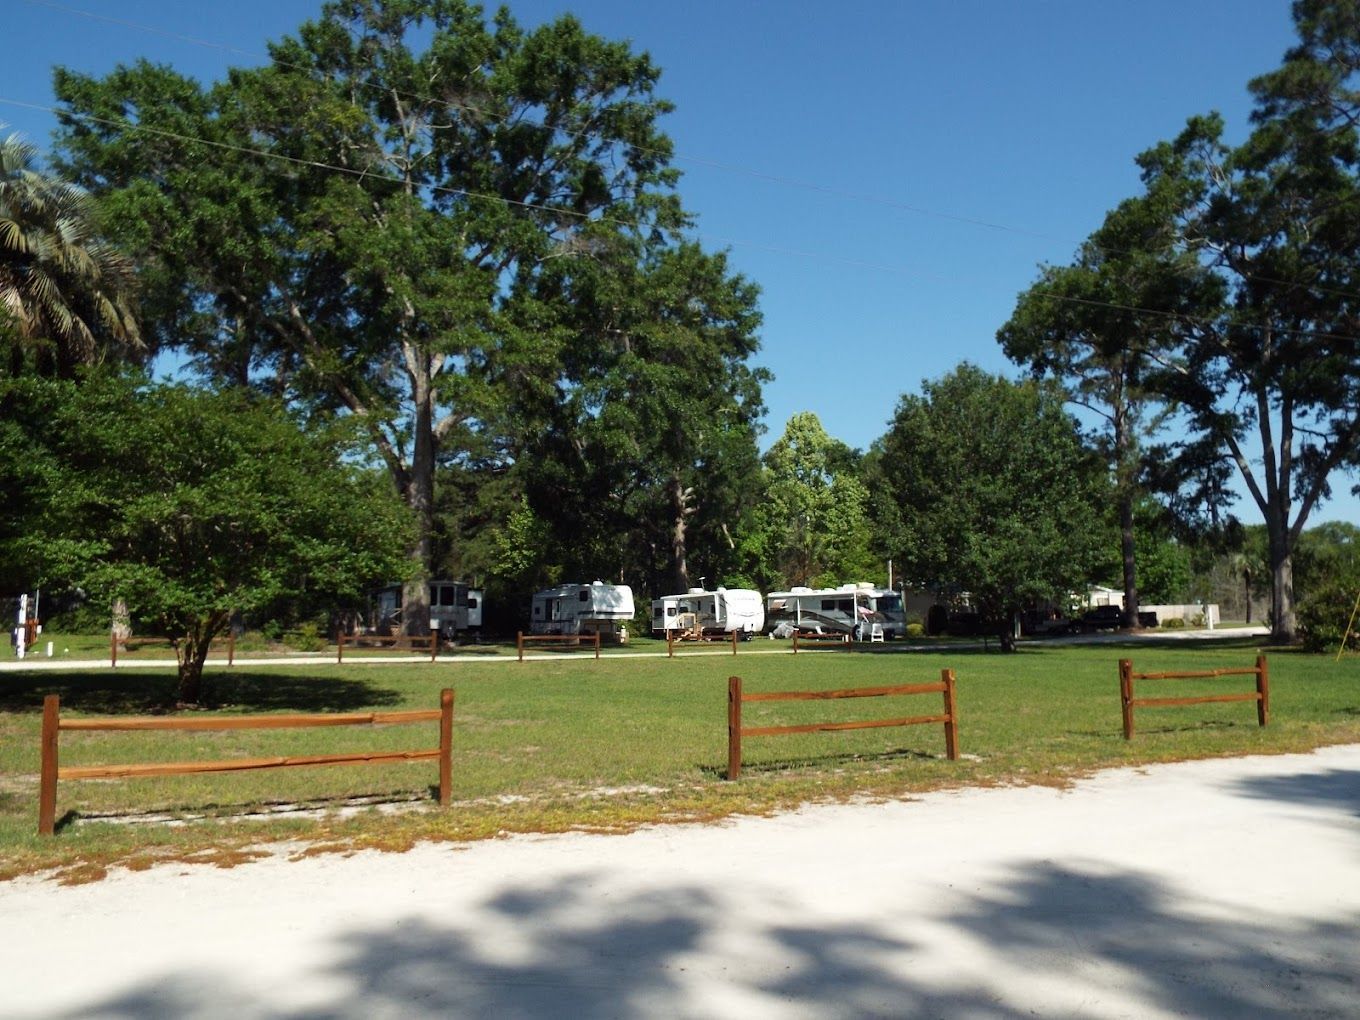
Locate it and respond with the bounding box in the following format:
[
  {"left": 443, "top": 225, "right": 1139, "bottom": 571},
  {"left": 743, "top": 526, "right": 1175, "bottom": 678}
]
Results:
[{"left": 15, "top": 593, "right": 28, "bottom": 659}]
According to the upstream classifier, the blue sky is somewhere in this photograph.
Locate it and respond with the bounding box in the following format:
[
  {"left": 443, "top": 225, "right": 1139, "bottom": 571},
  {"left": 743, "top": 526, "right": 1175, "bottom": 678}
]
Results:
[{"left": 4, "top": 0, "right": 1356, "bottom": 526}]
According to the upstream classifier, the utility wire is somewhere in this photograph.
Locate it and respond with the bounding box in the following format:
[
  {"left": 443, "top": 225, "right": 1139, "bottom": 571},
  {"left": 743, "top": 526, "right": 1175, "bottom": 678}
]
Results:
[
  {"left": 22, "top": 0, "right": 1360, "bottom": 306},
  {"left": 3, "top": 92, "right": 1360, "bottom": 350}
]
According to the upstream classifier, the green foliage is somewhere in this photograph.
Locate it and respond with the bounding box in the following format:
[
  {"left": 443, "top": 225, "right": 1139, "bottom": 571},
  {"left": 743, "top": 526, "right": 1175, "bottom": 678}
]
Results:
[
  {"left": 0, "top": 132, "right": 142, "bottom": 377},
  {"left": 2, "top": 371, "right": 413, "bottom": 701},
  {"left": 875, "top": 364, "right": 1106, "bottom": 645},
  {"left": 1163, "top": 617, "right": 1186, "bottom": 630},
  {"left": 1297, "top": 581, "right": 1360, "bottom": 653},
  {"left": 743, "top": 412, "right": 877, "bottom": 590}
]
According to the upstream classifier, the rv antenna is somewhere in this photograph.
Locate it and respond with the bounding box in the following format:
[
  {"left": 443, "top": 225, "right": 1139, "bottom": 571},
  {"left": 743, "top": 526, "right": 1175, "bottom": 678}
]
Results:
[{"left": 699, "top": 576, "right": 706, "bottom": 589}]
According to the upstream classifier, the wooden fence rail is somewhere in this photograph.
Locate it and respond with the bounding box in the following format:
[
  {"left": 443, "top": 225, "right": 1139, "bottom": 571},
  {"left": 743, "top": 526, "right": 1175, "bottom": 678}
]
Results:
[
  {"left": 667, "top": 629, "right": 739, "bottom": 658},
  {"left": 516, "top": 631, "right": 602, "bottom": 662},
  {"left": 726, "top": 671, "right": 959, "bottom": 779},
  {"left": 337, "top": 632, "right": 438, "bottom": 663},
  {"left": 1119, "top": 656, "right": 1268, "bottom": 739},
  {"left": 111, "top": 632, "right": 236, "bottom": 668},
  {"left": 38, "top": 689, "right": 454, "bottom": 836},
  {"left": 791, "top": 631, "right": 852, "bottom": 653}
]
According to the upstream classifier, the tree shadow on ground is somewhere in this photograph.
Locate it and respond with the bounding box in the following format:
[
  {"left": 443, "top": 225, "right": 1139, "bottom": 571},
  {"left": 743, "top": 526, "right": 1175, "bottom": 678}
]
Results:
[
  {"left": 695, "top": 745, "right": 942, "bottom": 779},
  {"left": 0, "top": 671, "right": 401, "bottom": 714},
  {"left": 48, "top": 859, "right": 1360, "bottom": 1019},
  {"left": 1227, "top": 767, "right": 1360, "bottom": 818}
]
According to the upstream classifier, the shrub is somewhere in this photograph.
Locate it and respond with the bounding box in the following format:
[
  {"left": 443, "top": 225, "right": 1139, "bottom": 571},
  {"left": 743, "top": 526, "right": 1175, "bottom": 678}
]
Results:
[
  {"left": 1163, "top": 617, "right": 1186, "bottom": 630},
  {"left": 283, "top": 621, "right": 326, "bottom": 652},
  {"left": 1298, "top": 579, "right": 1360, "bottom": 653},
  {"left": 1191, "top": 613, "right": 1206, "bottom": 628},
  {"left": 905, "top": 622, "right": 925, "bottom": 638}
]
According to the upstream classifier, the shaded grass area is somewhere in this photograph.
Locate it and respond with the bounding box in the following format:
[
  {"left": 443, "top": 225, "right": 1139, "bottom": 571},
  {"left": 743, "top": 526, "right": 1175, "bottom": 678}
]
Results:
[{"left": 1, "top": 637, "right": 1357, "bottom": 880}]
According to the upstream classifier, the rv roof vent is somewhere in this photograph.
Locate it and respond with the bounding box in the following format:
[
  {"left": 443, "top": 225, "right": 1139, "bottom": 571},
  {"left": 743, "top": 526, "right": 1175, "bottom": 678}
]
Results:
[
  {"left": 791, "top": 586, "right": 812, "bottom": 594},
  {"left": 857, "top": 582, "right": 875, "bottom": 590},
  {"left": 688, "top": 587, "right": 705, "bottom": 595},
  {"left": 716, "top": 586, "right": 726, "bottom": 593},
  {"left": 592, "top": 580, "right": 605, "bottom": 586}
]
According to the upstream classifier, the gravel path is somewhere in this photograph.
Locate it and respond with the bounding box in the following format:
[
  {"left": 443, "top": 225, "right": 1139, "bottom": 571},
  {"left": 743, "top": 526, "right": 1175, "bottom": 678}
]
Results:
[{"left": 3, "top": 742, "right": 1357, "bottom": 1018}]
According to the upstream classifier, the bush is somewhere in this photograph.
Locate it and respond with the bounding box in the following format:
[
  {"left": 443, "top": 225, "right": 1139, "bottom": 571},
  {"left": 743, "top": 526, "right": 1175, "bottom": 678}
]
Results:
[
  {"left": 1298, "top": 579, "right": 1360, "bottom": 653},
  {"left": 1191, "top": 613, "right": 1206, "bottom": 628},
  {"left": 282, "top": 621, "right": 326, "bottom": 652},
  {"left": 905, "top": 622, "right": 925, "bottom": 639},
  {"left": 1163, "top": 617, "right": 1186, "bottom": 630}
]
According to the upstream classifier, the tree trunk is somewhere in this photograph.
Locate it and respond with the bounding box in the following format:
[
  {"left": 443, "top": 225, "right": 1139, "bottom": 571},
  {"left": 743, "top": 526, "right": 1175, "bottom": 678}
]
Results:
[
  {"left": 1243, "top": 568, "right": 1253, "bottom": 625},
  {"left": 671, "top": 476, "right": 692, "bottom": 593},
  {"left": 402, "top": 365, "right": 436, "bottom": 636},
  {"left": 1113, "top": 409, "right": 1139, "bottom": 628},
  {"left": 1268, "top": 525, "right": 1297, "bottom": 642},
  {"left": 1118, "top": 490, "right": 1139, "bottom": 628},
  {"left": 175, "top": 632, "right": 212, "bottom": 705}
]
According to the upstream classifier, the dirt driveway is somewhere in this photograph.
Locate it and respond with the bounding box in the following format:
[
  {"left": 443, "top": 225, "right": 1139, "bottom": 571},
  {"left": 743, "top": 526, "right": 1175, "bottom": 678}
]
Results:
[{"left": 3, "top": 744, "right": 1358, "bottom": 1018}]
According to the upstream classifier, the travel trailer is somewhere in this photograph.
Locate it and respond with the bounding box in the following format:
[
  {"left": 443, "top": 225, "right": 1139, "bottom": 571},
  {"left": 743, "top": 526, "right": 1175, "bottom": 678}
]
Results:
[
  {"left": 368, "top": 581, "right": 483, "bottom": 636},
  {"left": 530, "top": 582, "right": 635, "bottom": 643},
  {"left": 765, "top": 583, "right": 906, "bottom": 640},
  {"left": 650, "top": 587, "right": 765, "bottom": 639}
]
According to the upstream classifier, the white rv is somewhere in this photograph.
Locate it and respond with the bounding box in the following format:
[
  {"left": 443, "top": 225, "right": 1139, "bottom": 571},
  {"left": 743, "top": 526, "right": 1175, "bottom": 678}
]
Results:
[
  {"left": 369, "top": 581, "right": 483, "bottom": 636},
  {"left": 650, "top": 587, "right": 765, "bottom": 639},
  {"left": 765, "top": 583, "right": 905, "bottom": 640},
  {"left": 530, "top": 581, "right": 635, "bottom": 643}
]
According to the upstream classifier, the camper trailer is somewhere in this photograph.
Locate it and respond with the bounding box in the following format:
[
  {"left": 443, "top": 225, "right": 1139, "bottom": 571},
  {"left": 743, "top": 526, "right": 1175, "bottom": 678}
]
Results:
[
  {"left": 765, "top": 583, "right": 905, "bottom": 640},
  {"left": 530, "top": 582, "right": 635, "bottom": 643},
  {"left": 369, "top": 581, "right": 483, "bottom": 637},
  {"left": 650, "top": 587, "right": 765, "bottom": 639}
]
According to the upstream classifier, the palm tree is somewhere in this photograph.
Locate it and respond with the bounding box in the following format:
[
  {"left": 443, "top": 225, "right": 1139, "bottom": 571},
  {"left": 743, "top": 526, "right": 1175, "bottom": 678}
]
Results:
[{"left": 0, "top": 132, "right": 141, "bottom": 376}]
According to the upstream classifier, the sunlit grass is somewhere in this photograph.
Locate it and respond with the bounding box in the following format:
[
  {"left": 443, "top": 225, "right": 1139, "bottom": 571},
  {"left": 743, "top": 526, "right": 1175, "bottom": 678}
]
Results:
[{"left": 2, "top": 636, "right": 1356, "bottom": 880}]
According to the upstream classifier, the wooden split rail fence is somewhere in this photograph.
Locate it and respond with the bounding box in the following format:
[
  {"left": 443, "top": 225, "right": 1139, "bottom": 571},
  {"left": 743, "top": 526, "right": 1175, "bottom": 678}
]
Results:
[
  {"left": 1119, "top": 656, "right": 1269, "bottom": 739},
  {"left": 111, "top": 633, "right": 236, "bottom": 668},
  {"left": 337, "top": 632, "right": 438, "bottom": 663},
  {"left": 516, "top": 631, "right": 602, "bottom": 661},
  {"left": 791, "top": 631, "right": 852, "bottom": 653},
  {"left": 666, "top": 629, "right": 740, "bottom": 657},
  {"left": 726, "top": 670, "right": 959, "bottom": 779},
  {"left": 38, "top": 690, "right": 454, "bottom": 836}
]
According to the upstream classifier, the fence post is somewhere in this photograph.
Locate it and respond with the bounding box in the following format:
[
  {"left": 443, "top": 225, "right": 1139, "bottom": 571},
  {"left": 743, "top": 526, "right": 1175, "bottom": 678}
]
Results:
[
  {"left": 731, "top": 630, "right": 738, "bottom": 656},
  {"left": 430, "top": 633, "right": 438, "bottom": 663},
  {"left": 39, "top": 694, "right": 60, "bottom": 836},
  {"left": 792, "top": 632, "right": 800, "bottom": 654},
  {"left": 228, "top": 629, "right": 235, "bottom": 667},
  {"left": 727, "top": 676, "right": 743, "bottom": 780},
  {"left": 1119, "top": 659, "right": 1135, "bottom": 739},
  {"left": 337, "top": 633, "right": 345, "bottom": 665},
  {"left": 667, "top": 630, "right": 674, "bottom": 658},
  {"left": 110, "top": 632, "right": 117, "bottom": 668},
  {"left": 1256, "top": 654, "right": 1270, "bottom": 727},
  {"left": 941, "top": 668, "right": 959, "bottom": 760},
  {"left": 593, "top": 631, "right": 601, "bottom": 660},
  {"left": 438, "top": 688, "right": 454, "bottom": 806},
  {"left": 517, "top": 632, "right": 525, "bottom": 662}
]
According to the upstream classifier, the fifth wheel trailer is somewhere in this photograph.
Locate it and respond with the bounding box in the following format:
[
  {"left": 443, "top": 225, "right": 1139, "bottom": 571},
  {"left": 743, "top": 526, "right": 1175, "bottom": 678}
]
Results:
[
  {"left": 650, "top": 587, "right": 765, "bottom": 638},
  {"left": 765, "top": 583, "right": 905, "bottom": 640},
  {"left": 530, "top": 582, "right": 635, "bottom": 643}
]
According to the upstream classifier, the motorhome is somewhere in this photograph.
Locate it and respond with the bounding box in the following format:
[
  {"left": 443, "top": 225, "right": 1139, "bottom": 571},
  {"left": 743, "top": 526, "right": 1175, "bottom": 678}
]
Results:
[
  {"left": 650, "top": 587, "right": 765, "bottom": 639},
  {"left": 368, "top": 581, "right": 483, "bottom": 637},
  {"left": 530, "top": 582, "right": 635, "bottom": 643},
  {"left": 765, "top": 583, "right": 906, "bottom": 640}
]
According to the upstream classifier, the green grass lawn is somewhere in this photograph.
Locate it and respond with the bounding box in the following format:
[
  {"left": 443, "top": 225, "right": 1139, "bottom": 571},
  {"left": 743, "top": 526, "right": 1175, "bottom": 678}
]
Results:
[{"left": 2, "top": 636, "right": 1356, "bottom": 881}]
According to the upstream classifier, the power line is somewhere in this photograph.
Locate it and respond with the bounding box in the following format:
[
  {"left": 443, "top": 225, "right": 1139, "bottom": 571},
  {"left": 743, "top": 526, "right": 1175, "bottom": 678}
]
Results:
[
  {"left": 3, "top": 92, "right": 1359, "bottom": 350},
  {"left": 25, "top": 0, "right": 1360, "bottom": 309}
]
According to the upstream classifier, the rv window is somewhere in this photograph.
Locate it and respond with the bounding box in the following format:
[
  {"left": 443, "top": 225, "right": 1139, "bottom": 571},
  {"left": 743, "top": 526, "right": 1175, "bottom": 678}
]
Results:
[
  {"left": 466, "top": 598, "right": 477, "bottom": 610},
  {"left": 821, "top": 600, "right": 835, "bottom": 611},
  {"left": 839, "top": 599, "right": 853, "bottom": 613},
  {"left": 435, "top": 586, "right": 453, "bottom": 606},
  {"left": 579, "top": 590, "right": 590, "bottom": 602},
  {"left": 455, "top": 589, "right": 468, "bottom": 607},
  {"left": 533, "top": 605, "right": 542, "bottom": 617},
  {"left": 667, "top": 607, "right": 677, "bottom": 617},
  {"left": 653, "top": 607, "right": 663, "bottom": 620}
]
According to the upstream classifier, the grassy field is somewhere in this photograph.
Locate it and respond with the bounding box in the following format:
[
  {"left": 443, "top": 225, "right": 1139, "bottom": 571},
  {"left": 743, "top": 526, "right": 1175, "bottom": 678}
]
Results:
[{"left": 2, "top": 635, "right": 1357, "bottom": 882}]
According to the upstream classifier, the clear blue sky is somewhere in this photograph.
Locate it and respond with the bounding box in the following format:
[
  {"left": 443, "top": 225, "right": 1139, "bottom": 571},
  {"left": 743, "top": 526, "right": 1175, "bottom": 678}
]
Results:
[{"left": 4, "top": 0, "right": 1356, "bottom": 526}]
